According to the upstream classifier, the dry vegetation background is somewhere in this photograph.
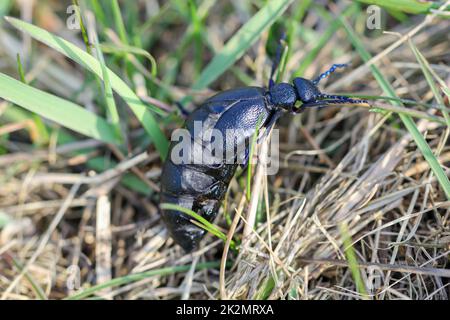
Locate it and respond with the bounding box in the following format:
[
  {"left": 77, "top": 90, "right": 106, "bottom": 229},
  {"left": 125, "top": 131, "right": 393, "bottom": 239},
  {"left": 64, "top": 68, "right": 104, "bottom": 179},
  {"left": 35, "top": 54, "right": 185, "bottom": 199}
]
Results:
[{"left": 0, "top": 0, "right": 449, "bottom": 300}]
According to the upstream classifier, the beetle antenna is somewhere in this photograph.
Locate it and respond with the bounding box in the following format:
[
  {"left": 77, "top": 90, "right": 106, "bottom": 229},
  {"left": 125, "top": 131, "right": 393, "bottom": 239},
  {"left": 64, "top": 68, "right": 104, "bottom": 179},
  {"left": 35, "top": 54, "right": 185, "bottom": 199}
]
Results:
[
  {"left": 295, "top": 97, "right": 368, "bottom": 113},
  {"left": 317, "top": 93, "right": 367, "bottom": 104},
  {"left": 312, "top": 63, "right": 349, "bottom": 85}
]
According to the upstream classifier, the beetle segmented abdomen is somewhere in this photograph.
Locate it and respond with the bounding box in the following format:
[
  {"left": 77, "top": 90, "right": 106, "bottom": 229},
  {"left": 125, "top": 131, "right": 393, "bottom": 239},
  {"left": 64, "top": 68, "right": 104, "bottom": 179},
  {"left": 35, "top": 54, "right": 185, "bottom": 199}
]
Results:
[{"left": 160, "top": 161, "right": 235, "bottom": 252}]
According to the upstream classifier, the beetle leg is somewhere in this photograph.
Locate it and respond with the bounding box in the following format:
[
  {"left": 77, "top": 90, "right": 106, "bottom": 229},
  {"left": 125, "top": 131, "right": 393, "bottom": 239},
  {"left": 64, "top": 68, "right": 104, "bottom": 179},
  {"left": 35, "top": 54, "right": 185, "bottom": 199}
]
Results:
[
  {"left": 312, "top": 63, "right": 349, "bottom": 85},
  {"left": 258, "top": 110, "right": 282, "bottom": 143},
  {"left": 240, "top": 148, "right": 250, "bottom": 170},
  {"left": 268, "top": 32, "right": 286, "bottom": 89},
  {"left": 238, "top": 110, "right": 282, "bottom": 170},
  {"left": 175, "top": 101, "right": 191, "bottom": 117},
  {"left": 238, "top": 110, "right": 282, "bottom": 171}
]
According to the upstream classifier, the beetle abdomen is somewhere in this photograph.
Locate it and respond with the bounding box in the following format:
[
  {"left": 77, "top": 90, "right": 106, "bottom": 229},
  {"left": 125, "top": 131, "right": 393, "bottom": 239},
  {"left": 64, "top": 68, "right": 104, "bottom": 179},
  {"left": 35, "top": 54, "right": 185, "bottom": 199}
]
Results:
[{"left": 160, "top": 160, "right": 237, "bottom": 252}]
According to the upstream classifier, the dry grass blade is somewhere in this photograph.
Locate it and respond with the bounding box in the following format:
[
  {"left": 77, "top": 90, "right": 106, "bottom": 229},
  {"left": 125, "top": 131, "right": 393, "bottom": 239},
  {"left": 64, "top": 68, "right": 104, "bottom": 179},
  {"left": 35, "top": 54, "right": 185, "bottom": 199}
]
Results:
[{"left": 1, "top": 183, "right": 81, "bottom": 299}]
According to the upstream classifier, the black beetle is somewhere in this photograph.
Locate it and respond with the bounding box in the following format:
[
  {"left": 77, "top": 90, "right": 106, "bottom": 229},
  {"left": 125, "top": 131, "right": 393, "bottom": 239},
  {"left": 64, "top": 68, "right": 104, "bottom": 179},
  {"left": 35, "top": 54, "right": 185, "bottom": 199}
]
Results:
[{"left": 160, "top": 58, "right": 366, "bottom": 252}]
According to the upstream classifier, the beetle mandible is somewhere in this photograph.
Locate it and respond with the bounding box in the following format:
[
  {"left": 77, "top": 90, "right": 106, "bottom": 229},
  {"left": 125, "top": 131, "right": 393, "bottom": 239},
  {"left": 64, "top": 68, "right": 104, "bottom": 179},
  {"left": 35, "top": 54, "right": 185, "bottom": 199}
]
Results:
[{"left": 160, "top": 40, "right": 366, "bottom": 252}]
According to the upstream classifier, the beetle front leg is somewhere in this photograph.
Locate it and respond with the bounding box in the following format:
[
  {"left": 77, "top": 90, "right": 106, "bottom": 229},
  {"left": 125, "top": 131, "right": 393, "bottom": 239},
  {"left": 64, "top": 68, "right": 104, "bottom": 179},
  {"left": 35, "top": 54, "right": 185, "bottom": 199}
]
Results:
[{"left": 258, "top": 110, "right": 282, "bottom": 143}]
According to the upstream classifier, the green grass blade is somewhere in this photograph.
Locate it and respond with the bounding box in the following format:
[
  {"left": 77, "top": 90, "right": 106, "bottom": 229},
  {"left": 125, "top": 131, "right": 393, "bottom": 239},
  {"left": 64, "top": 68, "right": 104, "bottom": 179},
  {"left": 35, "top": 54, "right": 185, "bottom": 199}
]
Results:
[
  {"left": 192, "top": 0, "right": 294, "bottom": 89},
  {"left": 294, "top": 4, "right": 357, "bottom": 78},
  {"left": 73, "top": 0, "right": 91, "bottom": 54},
  {"left": 408, "top": 39, "right": 450, "bottom": 128},
  {"left": 111, "top": 0, "right": 129, "bottom": 45},
  {"left": 6, "top": 17, "right": 169, "bottom": 159},
  {"left": 86, "top": 0, "right": 106, "bottom": 28},
  {"left": 0, "top": 0, "right": 12, "bottom": 18},
  {"left": 16, "top": 53, "right": 50, "bottom": 145},
  {"left": 254, "top": 276, "right": 275, "bottom": 300},
  {"left": 247, "top": 114, "right": 264, "bottom": 200},
  {"left": 341, "top": 18, "right": 450, "bottom": 200},
  {"left": 100, "top": 43, "right": 158, "bottom": 77},
  {"left": 91, "top": 27, "right": 123, "bottom": 142},
  {"left": 281, "top": 0, "right": 312, "bottom": 78},
  {"left": 10, "top": 256, "right": 48, "bottom": 300},
  {"left": 367, "top": 104, "right": 446, "bottom": 125},
  {"left": 340, "top": 222, "right": 368, "bottom": 299},
  {"left": 65, "top": 261, "right": 224, "bottom": 300},
  {"left": 0, "top": 73, "right": 119, "bottom": 144},
  {"left": 16, "top": 53, "right": 26, "bottom": 83},
  {"left": 354, "top": 0, "right": 439, "bottom": 14},
  {"left": 160, "top": 203, "right": 236, "bottom": 249}
]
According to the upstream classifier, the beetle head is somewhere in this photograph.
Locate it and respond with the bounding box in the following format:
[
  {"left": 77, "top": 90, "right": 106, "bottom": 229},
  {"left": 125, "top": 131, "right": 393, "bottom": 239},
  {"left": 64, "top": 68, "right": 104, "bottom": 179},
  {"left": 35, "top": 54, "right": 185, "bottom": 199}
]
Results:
[{"left": 269, "top": 76, "right": 367, "bottom": 113}]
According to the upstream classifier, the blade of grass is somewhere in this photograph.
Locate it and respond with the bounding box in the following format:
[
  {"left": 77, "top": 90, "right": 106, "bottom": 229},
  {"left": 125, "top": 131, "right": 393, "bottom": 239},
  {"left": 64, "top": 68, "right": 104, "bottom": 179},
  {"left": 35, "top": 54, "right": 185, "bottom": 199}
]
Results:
[
  {"left": 341, "top": 17, "right": 450, "bottom": 200},
  {"left": 254, "top": 276, "right": 275, "bottom": 300},
  {"left": 339, "top": 222, "right": 368, "bottom": 299},
  {"left": 192, "top": 0, "right": 294, "bottom": 90},
  {"left": 188, "top": 0, "right": 204, "bottom": 78},
  {"left": 76, "top": 2, "right": 117, "bottom": 124},
  {"left": 90, "top": 18, "right": 123, "bottom": 142},
  {"left": 65, "top": 261, "right": 225, "bottom": 300},
  {"left": 365, "top": 103, "right": 447, "bottom": 124},
  {"left": 0, "top": 0, "right": 12, "bottom": 18},
  {"left": 99, "top": 43, "right": 157, "bottom": 77},
  {"left": 408, "top": 38, "right": 450, "bottom": 162},
  {"left": 354, "top": 0, "right": 440, "bottom": 14},
  {"left": 73, "top": 0, "right": 91, "bottom": 54},
  {"left": 293, "top": 4, "right": 357, "bottom": 78},
  {"left": 6, "top": 17, "right": 169, "bottom": 159},
  {"left": 160, "top": 202, "right": 236, "bottom": 248},
  {"left": 280, "top": 0, "right": 312, "bottom": 78},
  {"left": 16, "top": 53, "right": 49, "bottom": 146},
  {"left": 0, "top": 73, "right": 120, "bottom": 144},
  {"left": 408, "top": 39, "right": 450, "bottom": 128},
  {"left": 10, "top": 255, "right": 48, "bottom": 300},
  {"left": 16, "top": 53, "right": 26, "bottom": 83},
  {"left": 111, "top": 0, "right": 129, "bottom": 45},
  {"left": 110, "top": 0, "right": 134, "bottom": 72},
  {"left": 85, "top": 0, "right": 106, "bottom": 28},
  {"left": 247, "top": 114, "right": 265, "bottom": 200}
]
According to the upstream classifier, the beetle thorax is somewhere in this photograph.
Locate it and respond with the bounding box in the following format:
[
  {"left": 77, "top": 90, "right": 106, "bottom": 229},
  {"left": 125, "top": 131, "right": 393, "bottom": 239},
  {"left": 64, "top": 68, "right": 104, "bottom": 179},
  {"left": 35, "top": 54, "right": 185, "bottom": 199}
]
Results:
[{"left": 268, "top": 83, "right": 297, "bottom": 110}]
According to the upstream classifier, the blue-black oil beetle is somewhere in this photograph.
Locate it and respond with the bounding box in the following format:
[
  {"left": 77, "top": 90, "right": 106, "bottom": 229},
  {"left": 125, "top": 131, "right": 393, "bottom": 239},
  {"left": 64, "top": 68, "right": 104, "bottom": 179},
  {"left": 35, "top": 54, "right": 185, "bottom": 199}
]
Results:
[{"left": 160, "top": 50, "right": 367, "bottom": 252}]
